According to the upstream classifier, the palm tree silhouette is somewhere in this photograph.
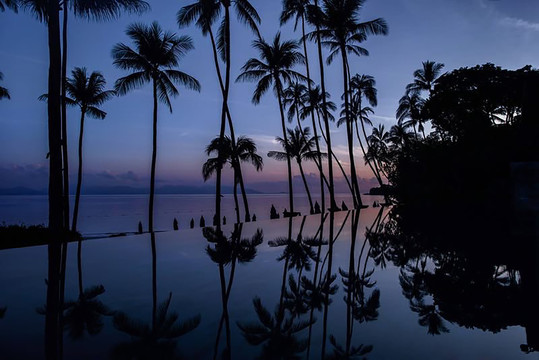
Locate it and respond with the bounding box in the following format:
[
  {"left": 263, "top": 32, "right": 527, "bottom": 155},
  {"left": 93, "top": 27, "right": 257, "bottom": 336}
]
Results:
[
  {"left": 237, "top": 297, "right": 314, "bottom": 359},
  {"left": 112, "top": 292, "right": 201, "bottom": 359},
  {"left": 311, "top": 0, "right": 388, "bottom": 208},
  {"left": 0, "top": 307, "right": 6, "bottom": 318},
  {"left": 63, "top": 285, "right": 112, "bottom": 340},
  {"left": 326, "top": 335, "right": 373, "bottom": 360},
  {"left": 406, "top": 60, "right": 445, "bottom": 95},
  {"left": 268, "top": 127, "right": 326, "bottom": 214},
  {"left": 237, "top": 33, "right": 307, "bottom": 216},
  {"left": 59, "top": 68, "right": 115, "bottom": 232},
  {"left": 204, "top": 225, "right": 264, "bottom": 359},
  {"left": 281, "top": 1, "right": 330, "bottom": 214},
  {"left": 203, "top": 136, "right": 263, "bottom": 224},
  {"left": 365, "top": 124, "right": 392, "bottom": 182},
  {"left": 20, "top": 0, "right": 149, "bottom": 235},
  {"left": 397, "top": 92, "right": 426, "bottom": 137},
  {"left": 112, "top": 22, "right": 200, "bottom": 232},
  {"left": 301, "top": 85, "right": 356, "bottom": 197},
  {"left": 0, "top": 0, "right": 17, "bottom": 12},
  {"left": 347, "top": 74, "right": 387, "bottom": 188},
  {"left": 178, "top": 0, "right": 261, "bottom": 224},
  {"left": 0, "top": 72, "right": 10, "bottom": 99},
  {"left": 388, "top": 123, "right": 414, "bottom": 151}
]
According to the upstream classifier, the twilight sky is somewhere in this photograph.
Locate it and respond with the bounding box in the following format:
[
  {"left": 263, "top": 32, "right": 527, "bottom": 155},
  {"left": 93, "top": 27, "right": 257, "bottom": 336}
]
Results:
[{"left": 0, "top": 0, "right": 538, "bottom": 191}]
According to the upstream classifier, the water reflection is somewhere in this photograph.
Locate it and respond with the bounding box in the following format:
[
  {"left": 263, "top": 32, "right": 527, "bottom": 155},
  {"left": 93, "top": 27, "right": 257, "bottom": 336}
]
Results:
[
  {"left": 111, "top": 232, "right": 201, "bottom": 359},
  {"left": 1, "top": 204, "right": 536, "bottom": 359}
]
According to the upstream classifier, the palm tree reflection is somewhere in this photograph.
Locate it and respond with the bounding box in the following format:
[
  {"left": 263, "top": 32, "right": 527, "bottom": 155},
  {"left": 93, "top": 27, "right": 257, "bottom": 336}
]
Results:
[
  {"left": 237, "top": 297, "right": 314, "bottom": 360},
  {"left": 112, "top": 233, "right": 201, "bottom": 359},
  {"left": 112, "top": 292, "right": 201, "bottom": 359}
]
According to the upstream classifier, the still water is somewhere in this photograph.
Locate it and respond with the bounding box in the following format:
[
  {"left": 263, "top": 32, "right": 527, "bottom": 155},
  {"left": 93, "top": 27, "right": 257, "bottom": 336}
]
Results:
[{"left": 0, "top": 196, "right": 537, "bottom": 359}]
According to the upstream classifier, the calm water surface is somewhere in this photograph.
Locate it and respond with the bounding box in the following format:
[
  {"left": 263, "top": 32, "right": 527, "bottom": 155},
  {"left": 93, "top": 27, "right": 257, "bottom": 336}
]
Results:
[{"left": 0, "top": 196, "right": 537, "bottom": 359}]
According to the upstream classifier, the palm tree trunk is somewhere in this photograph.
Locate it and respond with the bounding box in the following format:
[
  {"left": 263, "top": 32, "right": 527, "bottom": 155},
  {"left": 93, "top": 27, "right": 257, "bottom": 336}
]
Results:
[
  {"left": 317, "top": 111, "right": 354, "bottom": 196},
  {"left": 45, "top": 3, "right": 63, "bottom": 359},
  {"left": 227, "top": 116, "right": 251, "bottom": 222},
  {"left": 314, "top": 0, "right": 336, "bottom": 211},
  {"left": 233, "top": 167, "right": 240, "bottom": 224},
  {"left": 301, "top": 15, "right": 327, "bottom": 214},
  {"left": 276, "top": 83, "right": 295, "bottom": 215},
  {"left": 341, "top": 49, "right": 361, "bottom": 208},
  {"left": 61, "top": 1, "right": 69, "bottom": 232},
  {"left": 72, "top": 111, "right": 85, "bottom": 232},
  {"left": 149, "top": 79, "right": 158, "bottom": 233},
  {"left": 298, "top": 160, "right": 314, "bottom": 214},
  {"left": 77, "top": 237, "right": 83, "bottom": 296},
  {"left": 358, "top": 116, "right": 386, "bottom": 183},
  {"left": 151, "top": 232, "right": 157, "bottom": 330},
  {"left": 355, "top": 119, "right": 382, "bottom": 186}
]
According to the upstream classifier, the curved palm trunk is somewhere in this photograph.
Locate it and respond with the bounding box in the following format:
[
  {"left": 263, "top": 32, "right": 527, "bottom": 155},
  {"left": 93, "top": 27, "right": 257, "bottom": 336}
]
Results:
[
  {"left": 298, "top": 160, "right": 314, "bottom": 214},
  {"left": 341, "top": 49, "right": 362, "bottom": 208},
  {"left": 316, "top": 112, "right": 354, "bottom": 196},
  {"left": 276, "top": 83, "right": 295, "bottom": 215},
  {"left": 297, "top": 159, "right": 314, "bottom": 214},
  {"left": 72, "top": 110, "right": 85, "bottom": 231},
  {"left": 149, "top": 79, "right": 158, "bottom": 233},
  {"left": 232, "top": 168, "right": 240, "bottom": 224},
  {"left": 355, "top": 119, "right": 382, "bottom": 186},
  {"left": 314, "top": 2, "right": 336, "bottom": 211},
  {"left": 301, "top": 15, "right": 327, "bottom": 214}
]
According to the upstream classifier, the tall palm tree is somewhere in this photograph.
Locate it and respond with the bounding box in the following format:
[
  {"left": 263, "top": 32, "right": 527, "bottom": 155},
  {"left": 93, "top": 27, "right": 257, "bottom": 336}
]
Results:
[
  {"left": 347, "top": 73, "right": 387, "bottom": 187},
  {"left": 397, "top": 92, "right": 426, "bottom": 137},
  {"left": 202, "top": 135, "right": 263, "bottom": 224},
  {"left": 268, "top": 127, "right": 325, "bottom": 214},
  {"left": 237, "top": 33, "right": 307, "bottom": 216},
  {"left": 0, "top": 72, "right": 10, "bottom": 100},
  {"left": 64, "top": 68, "right": 115, "bottom": 232},
  {"left": 20, "top": 0, "right": 149, "bottom": 235},
  {"left": 113, "top": 22, "right": 200, "bottom": 233},
  {"left": 406, "top": 60, "right": 445, "bottom": 95},
  {"left": 178, "top": 0, "right": 260, "bottom": 224},
  {"left": 312, "top": 0, "right": 388, "bottom": 208},
  {"left": 281, "top": 0, "right": 332, "bottom": 215}
]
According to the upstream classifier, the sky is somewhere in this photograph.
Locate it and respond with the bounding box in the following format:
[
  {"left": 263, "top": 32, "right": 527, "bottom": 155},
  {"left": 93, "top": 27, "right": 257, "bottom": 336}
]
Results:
[{"left": 0, "top": 0, "right": 538, "bottom": 191}]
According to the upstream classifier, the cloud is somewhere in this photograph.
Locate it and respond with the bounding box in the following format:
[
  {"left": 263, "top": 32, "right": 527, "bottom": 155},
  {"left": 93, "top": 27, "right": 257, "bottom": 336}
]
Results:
[{"left": 500, "top": 16, "right": 539, "bottom": 32}]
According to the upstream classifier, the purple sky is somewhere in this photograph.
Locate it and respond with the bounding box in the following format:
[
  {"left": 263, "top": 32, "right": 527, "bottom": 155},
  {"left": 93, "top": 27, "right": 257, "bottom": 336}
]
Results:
[{"left": 1, "top": 0, "right": 538, "bottom": 190}]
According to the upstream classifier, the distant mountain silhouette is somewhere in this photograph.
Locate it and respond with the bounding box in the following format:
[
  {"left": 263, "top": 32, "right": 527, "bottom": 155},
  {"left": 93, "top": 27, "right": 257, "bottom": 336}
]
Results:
[{"left": 0, "top": 185, "right": 263, "bottom": 195}]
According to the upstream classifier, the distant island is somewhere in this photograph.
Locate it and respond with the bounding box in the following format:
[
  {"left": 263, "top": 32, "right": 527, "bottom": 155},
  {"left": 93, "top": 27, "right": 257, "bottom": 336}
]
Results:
[{"left": 0, "top": 185, "right": 263, "bottom": 196}]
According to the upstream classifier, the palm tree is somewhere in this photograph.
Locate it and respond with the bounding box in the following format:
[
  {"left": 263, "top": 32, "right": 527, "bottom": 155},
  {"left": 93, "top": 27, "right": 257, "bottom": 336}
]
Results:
[
  {"left": 388, "top": 123, "right": 413, "bottom": 150},
  {"left": 203, "top": 135, "right": 263, "bottom": 224},
  {"left": 366, "top": 124, "right": 390, "bottom": 180},
  {"left": 178, "top": 0, "right": 260, "bottom": 224},
  {"left": 60, "top": 68, "right": 115, "bottom": 232},
  {"left": 237, "top": 33, "right": 307, "bottom": 216},
  {"left": 397, "top": 92, "right": 426, "bottom": 137},
  {"left": 0, "top": 72, "right": 10, "bottom": 100},
  {"left": 312, "top": 0, "right": 388, "bottom": 208},
  {"left": 281, "top": 0, "right": 331, "bottom": 214},
  {"left": 347, "top": 73, "right": 388, "bottom": 188},
  {"left": 112, "top": 22, "right": 200, "bottom": 233},
  {"left": 268, "top": 127, "right": 326, "bottom": 214},
  {"left": 406, "top": 60, "right": 445, "bottom": 95},
  {"left": 20, "top": 0, "right": 149, "bottom": 235}
]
